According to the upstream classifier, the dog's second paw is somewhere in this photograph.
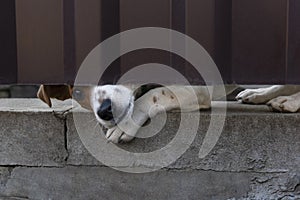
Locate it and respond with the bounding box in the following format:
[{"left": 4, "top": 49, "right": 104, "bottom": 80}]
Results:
[
  {"left": 106, "top": 126, "right": 135, "bottom": 144},
  {"left": 267, "top": 96, "right": 300, "bottom": 113},
  {"left": 236, "top": 88, "right": 274, "bottom": 104}
]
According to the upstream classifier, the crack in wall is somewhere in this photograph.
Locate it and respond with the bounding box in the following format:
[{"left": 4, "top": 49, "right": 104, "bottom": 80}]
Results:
[
  {"left": 63, "top": 118, "right": 70, "bottom": 162},
  {"left": 0, "top": 100, "right": 299, "bottom": 199}
]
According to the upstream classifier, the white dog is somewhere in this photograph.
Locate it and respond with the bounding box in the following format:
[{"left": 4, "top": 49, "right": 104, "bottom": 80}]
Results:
[{"left": 38, "top": 84, "right": 300, "bottom": 144}]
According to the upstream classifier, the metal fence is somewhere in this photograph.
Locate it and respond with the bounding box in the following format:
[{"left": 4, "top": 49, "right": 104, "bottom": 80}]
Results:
[{"left": 0, "top": 0, "right": 299, "bottom": 84}]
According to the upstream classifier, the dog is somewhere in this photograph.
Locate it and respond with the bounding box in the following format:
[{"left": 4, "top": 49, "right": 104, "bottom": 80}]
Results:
[
  {"left": 38, "top": 84, "right": 239, "bottom": 143},
  {"left": 38, "top": 84, "right": 300, "bottom": 144}
]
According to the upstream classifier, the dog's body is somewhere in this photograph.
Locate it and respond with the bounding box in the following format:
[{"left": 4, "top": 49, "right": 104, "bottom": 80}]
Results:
[{"left": 38, "top": 84, "right": 300, "bottom": 143}]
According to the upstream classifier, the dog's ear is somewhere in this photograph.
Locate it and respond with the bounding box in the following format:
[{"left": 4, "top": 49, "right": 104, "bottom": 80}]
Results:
[{"left": 37, "top": 85, "right": 73, "bottom": 107}]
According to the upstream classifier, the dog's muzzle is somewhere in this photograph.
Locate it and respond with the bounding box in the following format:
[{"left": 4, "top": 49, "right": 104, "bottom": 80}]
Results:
[
  {"left": 97, "top": 99, "right": 113, "bottom": 121},
  {"left": 97, "top": 97, "right": 134, "bottom": 124}
]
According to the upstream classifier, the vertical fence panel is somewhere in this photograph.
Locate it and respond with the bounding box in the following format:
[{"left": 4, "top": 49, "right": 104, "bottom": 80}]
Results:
[
  {"left": 0, "top": 0, "right": 17, "bottom": 84},
  {"left": 74, "top": 0, "right": 101, "bottom": 82},
  {"left": 63, "top": 0, "right": 76, "bottom": 84},
  {"left": 16, "top": 0, "right": 64, "bottom": 84},
  {"left": 185, "top": 0, "right": 215, "bottom": 84},
  {"left": 186, "top": 0, "right": 215, "bottom": 57},
  {"left": 171, "top": 0, "right": 186, "bottom": 76},
  {"left": 119, "top": 0, "right": 171, "bottom": 81},
  {"left": 100, "top": 0, "right": 120, "bottom": 84},
  {"left": 74, "top": 0, "right": 120, "bottom": 84},
  {"left": 232, "top": 0, "right": 288, "bottom": 84},
  {"left": 287, "top": 0, "right": 300, "bottom": 84},
  {"left": 214, "top": 0, "right": 232, "bottom": 83}
]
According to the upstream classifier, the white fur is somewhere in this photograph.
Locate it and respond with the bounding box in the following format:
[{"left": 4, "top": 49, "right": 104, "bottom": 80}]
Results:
[
  {"left": 91, "top": 85, "right": 211, "bottom": 143},
  {"left": 91, "top": 85, "right": 134, "bottom": 129},
  {"left": 90, "top": 84, "right": 300, "bottom": 144},
  {"left": 236, "top": 85, "right": 300, "bottom": 112}
]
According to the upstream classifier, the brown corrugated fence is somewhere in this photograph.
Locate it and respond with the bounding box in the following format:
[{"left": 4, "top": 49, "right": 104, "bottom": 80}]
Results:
[{"left": 0, "top": 0, "right": 299, "bottom": 84}]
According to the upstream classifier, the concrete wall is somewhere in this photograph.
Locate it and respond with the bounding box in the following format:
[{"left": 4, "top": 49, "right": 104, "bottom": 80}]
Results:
[{"left": 0, "top": 99, "right": 299, "bottom": 199}]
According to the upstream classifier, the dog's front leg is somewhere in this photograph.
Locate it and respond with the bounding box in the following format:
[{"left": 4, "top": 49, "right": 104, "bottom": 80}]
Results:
[{"left": 106, "top": 86, "right": 211, "bottom": 143}]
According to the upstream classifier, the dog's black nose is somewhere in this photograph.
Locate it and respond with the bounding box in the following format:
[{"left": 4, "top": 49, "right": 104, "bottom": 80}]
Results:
[{"left": 97, "top": 99, "right": 113, "bottom": 121}]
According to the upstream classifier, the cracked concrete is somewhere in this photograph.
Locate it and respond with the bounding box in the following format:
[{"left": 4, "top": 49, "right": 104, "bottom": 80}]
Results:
[
  {"left": 0, "top": 167, "right": 299, "bottom": 200},
  {"left": 67, "top": 107, "right": 300, "bottom": 173},
  {"left": 0, "top": 99, "right": 299, "bottom": 199}
]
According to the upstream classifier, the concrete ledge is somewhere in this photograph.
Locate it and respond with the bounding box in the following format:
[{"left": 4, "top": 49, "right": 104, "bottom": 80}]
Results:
[
  {"left": 0, "top": 99, "right": 71, "bottom": 167},
  {"left": 0, "top": 99, "right": 299, "bottom": 199}
]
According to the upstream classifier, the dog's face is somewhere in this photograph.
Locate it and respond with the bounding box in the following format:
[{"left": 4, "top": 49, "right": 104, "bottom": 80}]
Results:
[
  {"left": 89, "top": 85, "right": 134, "bottom": 128},
  {"left": 38, "top": 85, "right": 134, "bottom": 128}
]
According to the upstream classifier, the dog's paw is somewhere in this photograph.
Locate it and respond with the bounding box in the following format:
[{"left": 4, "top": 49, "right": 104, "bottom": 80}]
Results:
[
  {"left": 236, "top": 88, "right": 274, "bottom": 104},
  {"left": 106, "top": 126, "right": 135, "bottom": 144},
  {"left": 267, "top": 96, "right": 300, "bottom": 113}
]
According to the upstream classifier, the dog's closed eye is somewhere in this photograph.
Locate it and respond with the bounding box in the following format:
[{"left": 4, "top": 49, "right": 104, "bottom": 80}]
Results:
[{"left": 73, "top": 88, "right": 85, "bottom": 101}]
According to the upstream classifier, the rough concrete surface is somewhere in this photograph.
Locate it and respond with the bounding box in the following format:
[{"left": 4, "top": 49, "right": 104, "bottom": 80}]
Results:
[
  {"left": 0, "top": 112, "right": 67, "bottom": 167},
  {"left": 67, "top": 112, "right": 300, "bottom": 172},
  {"left": 0, "top": 99, "right": 299, "bottom": 199}
]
